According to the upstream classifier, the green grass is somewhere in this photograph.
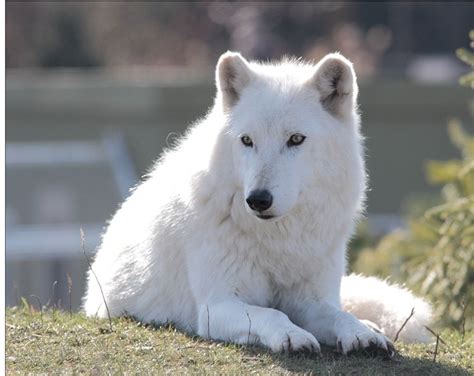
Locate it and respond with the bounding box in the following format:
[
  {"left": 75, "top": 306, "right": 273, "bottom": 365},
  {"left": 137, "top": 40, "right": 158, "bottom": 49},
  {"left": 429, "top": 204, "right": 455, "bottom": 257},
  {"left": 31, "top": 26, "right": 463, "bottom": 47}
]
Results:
[{"left": 6, "top": 306, "right": 473, "bottom": 375}]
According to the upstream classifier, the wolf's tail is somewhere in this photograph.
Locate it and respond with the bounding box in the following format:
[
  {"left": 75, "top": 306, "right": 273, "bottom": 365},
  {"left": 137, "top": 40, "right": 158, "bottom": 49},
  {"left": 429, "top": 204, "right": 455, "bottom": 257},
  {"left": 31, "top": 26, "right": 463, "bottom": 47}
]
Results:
[{"left": 341, "top": 274, "right": 433, "bottom": 343}]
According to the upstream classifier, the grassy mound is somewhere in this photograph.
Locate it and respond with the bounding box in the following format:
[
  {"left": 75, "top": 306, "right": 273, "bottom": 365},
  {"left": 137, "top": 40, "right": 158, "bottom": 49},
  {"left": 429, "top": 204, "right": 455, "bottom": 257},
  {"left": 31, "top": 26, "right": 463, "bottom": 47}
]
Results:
[{"left": 6, "top": 307, "right": 473, "bottom": 375}]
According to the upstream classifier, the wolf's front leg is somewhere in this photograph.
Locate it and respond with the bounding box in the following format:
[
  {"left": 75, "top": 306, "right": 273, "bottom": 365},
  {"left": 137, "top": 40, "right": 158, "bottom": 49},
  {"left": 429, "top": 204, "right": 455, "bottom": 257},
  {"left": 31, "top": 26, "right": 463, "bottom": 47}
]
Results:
[
  {"left": 294, "top": 299, "right": 394, "bottom": 355},
  {"left": 197, "top": 299, "right": 320, "bottom": 353}
]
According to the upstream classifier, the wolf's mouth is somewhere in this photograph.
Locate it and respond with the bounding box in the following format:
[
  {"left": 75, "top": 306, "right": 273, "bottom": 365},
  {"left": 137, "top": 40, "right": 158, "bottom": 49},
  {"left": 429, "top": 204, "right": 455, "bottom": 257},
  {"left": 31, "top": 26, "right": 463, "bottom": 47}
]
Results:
[{"left": 256, "top": 214, "right": 275, "bottom": 220}]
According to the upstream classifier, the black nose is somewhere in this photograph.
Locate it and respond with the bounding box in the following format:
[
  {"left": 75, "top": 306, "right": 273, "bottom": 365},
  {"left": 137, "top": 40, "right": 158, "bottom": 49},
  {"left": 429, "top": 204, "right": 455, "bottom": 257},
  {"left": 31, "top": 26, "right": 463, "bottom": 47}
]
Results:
[{"left": 246, "top": 190, "right": 273, "bottom": 212}]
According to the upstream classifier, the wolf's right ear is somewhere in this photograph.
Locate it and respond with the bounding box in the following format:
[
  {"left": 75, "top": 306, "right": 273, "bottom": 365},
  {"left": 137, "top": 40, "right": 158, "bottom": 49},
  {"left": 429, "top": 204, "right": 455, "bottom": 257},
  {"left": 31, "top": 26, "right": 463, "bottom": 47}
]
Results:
[{"left": 216, "top": 51, "right": 253, "bottom": 111}]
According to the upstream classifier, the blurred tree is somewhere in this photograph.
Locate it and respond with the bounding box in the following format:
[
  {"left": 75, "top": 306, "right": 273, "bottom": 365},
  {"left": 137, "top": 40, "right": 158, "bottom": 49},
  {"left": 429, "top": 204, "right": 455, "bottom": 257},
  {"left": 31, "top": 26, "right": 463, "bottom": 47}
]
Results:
[
  {"left": 40, "top": 12, "right": 100, "bottom": 68},
  {"left": 354, "top": 32, "right": 474, "bottom": 330},
  {"left": 5, "top": 2, "right": 474, "bottom": 77}
]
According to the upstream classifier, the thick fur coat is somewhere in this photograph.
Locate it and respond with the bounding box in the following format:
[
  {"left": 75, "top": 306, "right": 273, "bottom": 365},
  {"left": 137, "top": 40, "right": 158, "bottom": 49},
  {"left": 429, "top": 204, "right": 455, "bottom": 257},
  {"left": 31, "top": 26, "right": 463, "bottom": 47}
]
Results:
[{"left": 84, "top": 52, "right": 432, "bottom": 354}]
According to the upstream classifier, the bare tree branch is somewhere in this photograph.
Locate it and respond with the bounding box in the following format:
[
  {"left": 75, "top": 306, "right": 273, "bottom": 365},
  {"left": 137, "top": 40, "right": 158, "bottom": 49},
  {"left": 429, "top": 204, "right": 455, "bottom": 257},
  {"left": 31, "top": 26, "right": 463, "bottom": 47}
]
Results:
[
  {"left": 393, "top": 307, "right": 415, "bottom": 342},
  {"left": 81, "top": 228, "right": 113, "bottom": 332}
]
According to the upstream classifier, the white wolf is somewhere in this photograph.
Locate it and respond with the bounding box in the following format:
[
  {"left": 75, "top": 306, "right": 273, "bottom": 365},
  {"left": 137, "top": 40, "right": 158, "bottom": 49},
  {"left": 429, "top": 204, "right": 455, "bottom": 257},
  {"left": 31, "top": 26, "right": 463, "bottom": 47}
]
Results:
[{"left": 84, "top": 51, "right": 432, "bottom": 354}]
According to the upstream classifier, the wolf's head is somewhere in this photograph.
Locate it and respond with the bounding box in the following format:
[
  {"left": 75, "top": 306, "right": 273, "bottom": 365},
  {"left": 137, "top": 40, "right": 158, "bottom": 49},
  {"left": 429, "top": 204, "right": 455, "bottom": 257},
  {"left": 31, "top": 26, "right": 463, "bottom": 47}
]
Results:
[{"left": 215, "top": 52, "right": 365, "bottom": 221}]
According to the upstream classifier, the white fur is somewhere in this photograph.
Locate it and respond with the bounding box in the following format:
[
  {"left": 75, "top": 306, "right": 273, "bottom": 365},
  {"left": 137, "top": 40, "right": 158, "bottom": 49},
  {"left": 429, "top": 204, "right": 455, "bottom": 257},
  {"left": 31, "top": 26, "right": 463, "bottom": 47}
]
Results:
[{"left": 83, "top": 52, "right": 432, "bottom": 353}]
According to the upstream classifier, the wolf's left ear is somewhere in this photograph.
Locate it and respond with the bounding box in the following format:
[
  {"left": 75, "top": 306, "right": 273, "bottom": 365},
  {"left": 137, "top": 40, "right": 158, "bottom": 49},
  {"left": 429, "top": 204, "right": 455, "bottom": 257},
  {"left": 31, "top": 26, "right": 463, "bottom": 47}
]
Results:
[
  {"left": 306, "top": 53, "right": 358, "bottom": 120},
  {"left": 216, "top": 51, "right": 254, "bottom": 111}
]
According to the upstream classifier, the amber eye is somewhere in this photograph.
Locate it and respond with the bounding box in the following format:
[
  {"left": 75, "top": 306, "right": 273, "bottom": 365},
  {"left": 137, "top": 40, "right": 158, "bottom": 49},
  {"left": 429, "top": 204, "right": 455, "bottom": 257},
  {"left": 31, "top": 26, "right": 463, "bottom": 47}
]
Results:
[
  {"left": 287, "top": 133, "right": 306, "bottom": 147},
  {"left": 241, "top": 135, "right": 253, "bottom": 147}
]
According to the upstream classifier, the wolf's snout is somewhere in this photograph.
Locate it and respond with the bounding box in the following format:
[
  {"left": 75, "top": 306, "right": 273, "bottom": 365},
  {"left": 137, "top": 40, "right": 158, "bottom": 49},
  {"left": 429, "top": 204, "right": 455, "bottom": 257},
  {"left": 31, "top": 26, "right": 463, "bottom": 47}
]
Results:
[{"left": 246, "top": 190, "right": 273, "bottom": 212}]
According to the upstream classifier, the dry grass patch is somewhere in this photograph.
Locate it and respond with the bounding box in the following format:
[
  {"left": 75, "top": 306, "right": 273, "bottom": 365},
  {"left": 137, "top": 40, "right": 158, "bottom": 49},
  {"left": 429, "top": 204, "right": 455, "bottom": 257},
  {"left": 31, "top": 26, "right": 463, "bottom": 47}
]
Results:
[{"left": 6, "top": 307, "right": 473, "bottom": 375}]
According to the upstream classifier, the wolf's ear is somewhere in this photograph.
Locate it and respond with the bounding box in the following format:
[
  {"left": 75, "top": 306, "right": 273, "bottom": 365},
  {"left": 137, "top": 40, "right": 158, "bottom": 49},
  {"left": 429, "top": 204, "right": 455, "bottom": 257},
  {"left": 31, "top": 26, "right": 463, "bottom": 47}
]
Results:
[
  {"left": 307, "top": 53, "right": 358, "bottom": 119},
  {"left": 216, "top": 51, "right": 253, "bottom": 110}
]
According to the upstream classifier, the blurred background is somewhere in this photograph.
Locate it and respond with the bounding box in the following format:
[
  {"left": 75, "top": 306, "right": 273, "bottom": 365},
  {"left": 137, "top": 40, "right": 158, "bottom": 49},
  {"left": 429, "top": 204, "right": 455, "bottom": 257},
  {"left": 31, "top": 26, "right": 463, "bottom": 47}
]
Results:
[{"left": 5, "top": 2, "right": 474, "bottom": 321}]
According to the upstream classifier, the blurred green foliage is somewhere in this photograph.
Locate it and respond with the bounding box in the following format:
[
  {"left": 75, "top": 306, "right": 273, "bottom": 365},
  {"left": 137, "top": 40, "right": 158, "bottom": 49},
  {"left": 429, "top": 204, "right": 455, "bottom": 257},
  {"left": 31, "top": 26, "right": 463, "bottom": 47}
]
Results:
[{"left": 353, "top": 32, "right": 474, "bottom": 330}]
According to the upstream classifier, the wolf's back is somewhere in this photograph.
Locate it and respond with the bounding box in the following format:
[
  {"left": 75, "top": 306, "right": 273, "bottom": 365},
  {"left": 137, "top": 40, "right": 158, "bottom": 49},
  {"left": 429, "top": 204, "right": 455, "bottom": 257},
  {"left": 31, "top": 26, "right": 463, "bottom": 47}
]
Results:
[{"left": 341, "top": 274, "right": 433, "bottom": 343}]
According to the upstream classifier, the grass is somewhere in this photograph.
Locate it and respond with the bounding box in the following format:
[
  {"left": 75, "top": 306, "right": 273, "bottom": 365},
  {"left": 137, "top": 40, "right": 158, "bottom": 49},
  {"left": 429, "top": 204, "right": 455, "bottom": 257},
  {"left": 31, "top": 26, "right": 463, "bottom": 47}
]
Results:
[{"left": 6, "top": 306, "right": 473, "bottom": 375}]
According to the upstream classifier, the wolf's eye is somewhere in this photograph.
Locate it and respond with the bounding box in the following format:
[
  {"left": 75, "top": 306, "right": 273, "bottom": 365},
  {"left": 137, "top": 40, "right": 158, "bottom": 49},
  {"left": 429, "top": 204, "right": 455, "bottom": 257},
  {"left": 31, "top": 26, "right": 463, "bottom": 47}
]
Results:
[
  {"left": 241, "top": 135, "right": 253, "bottom": 147},
  {"left": 287, "top": 133, "right": 306, "bottom": 147}
]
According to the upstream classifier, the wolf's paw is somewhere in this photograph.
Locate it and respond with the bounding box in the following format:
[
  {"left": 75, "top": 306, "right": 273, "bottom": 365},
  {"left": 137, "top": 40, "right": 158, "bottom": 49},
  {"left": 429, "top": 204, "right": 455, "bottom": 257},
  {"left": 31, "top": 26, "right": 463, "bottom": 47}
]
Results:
[
  {"left": 266, "top": 325, "right": 321, "bottom": 353},
  {"left": 336, "top": 322, "right": 394, "bottom": 357}
]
